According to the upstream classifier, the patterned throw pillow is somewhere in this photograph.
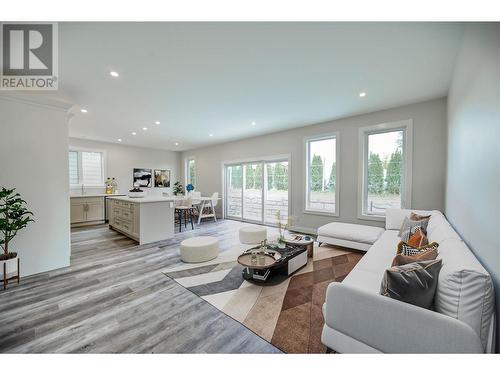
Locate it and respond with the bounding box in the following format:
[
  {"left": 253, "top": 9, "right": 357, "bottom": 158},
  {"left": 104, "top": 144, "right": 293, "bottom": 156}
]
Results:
[
  {"left": 407, "top": 227, "right": 429, "bottom": 248},
  {"left": 410, "top": 212, "right": 432, "bottom": 222},
  {"left": 398, "top": 216, "right": 429, "bottom": 237},
  {"left": 392, "top": 243, "right": 438, "bottom": 266},
  {"left": 397, "top": 241, "right": 439, "bottom": 256}
]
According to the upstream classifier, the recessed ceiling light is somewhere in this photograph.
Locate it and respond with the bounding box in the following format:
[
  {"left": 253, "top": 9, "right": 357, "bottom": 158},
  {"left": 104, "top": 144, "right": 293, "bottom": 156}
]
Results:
[
  {"left": 80, "top": 108, "right": 88, "bottom": 113},
  {"left": 142, "top": 127, "right": 148, "bottom": 131},
  {"left": 155, "top": 121, "right": 160, "bottom": 125},
  {"left": 117, "top": 138, "right": 122, "bottom": 142},
  {"left": 175, "top": 142, "right": 179, "bottom": 146},
  {"left": 110, "top": 71, "right": 119, "bottom": 77},
  {"left": 359, "top": 92, "right": 367, "bottom": 97},
  {"left": 209, "top": 133, "right": 213, "bottom": 137},
  {"left": 251, "top": 121, "right": 256, "bottom": 126},
  {"left": 131, "top": 132, "right": 137, "bottom": 136}
]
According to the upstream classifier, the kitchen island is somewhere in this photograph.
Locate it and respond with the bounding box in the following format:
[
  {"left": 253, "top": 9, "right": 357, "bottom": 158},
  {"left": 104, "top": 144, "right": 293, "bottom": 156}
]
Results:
[{"left": 107, "top": 196, "right": 176, "bottom": 245}]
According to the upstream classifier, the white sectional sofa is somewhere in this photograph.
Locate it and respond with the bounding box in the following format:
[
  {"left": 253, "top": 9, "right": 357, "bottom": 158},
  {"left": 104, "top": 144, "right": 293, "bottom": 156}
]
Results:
[{"left": 321, "top": 208, "right": 496, "bottom": 353}]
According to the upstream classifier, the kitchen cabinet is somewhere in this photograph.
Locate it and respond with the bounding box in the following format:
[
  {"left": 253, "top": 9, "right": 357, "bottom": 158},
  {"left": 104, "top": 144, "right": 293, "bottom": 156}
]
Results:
[{"left": 70, "top": 197, "right": 105, "bottom": 225}]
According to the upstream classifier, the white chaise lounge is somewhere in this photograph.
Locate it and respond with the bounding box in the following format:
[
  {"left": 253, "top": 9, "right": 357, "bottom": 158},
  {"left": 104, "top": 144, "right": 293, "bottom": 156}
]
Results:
[
  {"left": 321, "top": 208, "right": 496, "bottom": 353},
  {"left": 317, "top": 222, "right": 384, "bottom": 251}
]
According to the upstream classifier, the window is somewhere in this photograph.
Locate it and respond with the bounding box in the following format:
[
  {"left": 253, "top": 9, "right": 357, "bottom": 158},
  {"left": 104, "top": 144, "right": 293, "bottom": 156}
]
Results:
[
  {"left": 359, "top": 120, "right": 413, "bottom": 219},
  {"left": 305, "top": 133, "right": 339, "bottom": 216},
  {"left": 224, "top": 157, "right": 290, "bottom": 225},
  {"left": 68, "top": 149, "right": 105, "bottom": 186},
  {"left": 186, "top": 158, "right": 196, "bottom": 187}
]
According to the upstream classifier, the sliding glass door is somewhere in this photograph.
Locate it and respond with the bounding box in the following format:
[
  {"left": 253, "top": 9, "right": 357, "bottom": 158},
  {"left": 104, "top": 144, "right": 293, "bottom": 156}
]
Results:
[
  {"left": 225, "top": 158, "right": 289, "bottom": 225},
  {"left": 243, "top": 163, "right": 263, "bottom": 222},
  {"left": 264, "top": 160, "right": 289, "bottom": 225},
  {"left": 226, "top": 165, "right": 243, "bottom": 218}
]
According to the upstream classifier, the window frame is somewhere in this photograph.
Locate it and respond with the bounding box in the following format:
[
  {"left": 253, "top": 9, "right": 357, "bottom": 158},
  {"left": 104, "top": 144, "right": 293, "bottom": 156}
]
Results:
[
  {"left": 68, "top": 147, "right": 106, "bottom": 188},
  {"left": 303, "top": 132, "right": 340, "bottom": 217},
  {"left": 357, "top": 119, "right": 413, "bottom": 221},
  {"left": 221, "top": 154, "right": 291, "bottom": 225},
  {"left": 185, "top": 157, "right": 197, "bottom": 188}
]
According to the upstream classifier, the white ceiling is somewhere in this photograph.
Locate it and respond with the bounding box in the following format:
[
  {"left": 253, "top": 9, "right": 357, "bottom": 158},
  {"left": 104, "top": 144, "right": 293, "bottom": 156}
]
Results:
[{"left": 33, "top": 22, "right": 464, "bottom": 150}]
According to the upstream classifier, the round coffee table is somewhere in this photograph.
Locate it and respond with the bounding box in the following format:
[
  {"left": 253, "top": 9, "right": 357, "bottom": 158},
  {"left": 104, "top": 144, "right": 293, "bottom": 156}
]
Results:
[
  {"left": 284, "top": 235, "right": 314, "bottom": 257},
  {"left": 237, "top": 250, "right": 282, "bottom": 281}
]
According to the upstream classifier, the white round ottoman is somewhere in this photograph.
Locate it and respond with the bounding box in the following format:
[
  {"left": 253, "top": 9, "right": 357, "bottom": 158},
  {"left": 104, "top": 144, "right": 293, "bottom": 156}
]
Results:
[
  {"left": 180, "top": 236, "right": 219, "bottom": 263},
  {"left": 239, "top": 225, "right": 267, "bottom": 244}
]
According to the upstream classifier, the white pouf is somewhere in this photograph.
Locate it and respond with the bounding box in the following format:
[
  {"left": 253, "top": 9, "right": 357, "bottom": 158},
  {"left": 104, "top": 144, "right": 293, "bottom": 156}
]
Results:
[
  {"left": 239, "top": 225, "right": 267, "bottom": 244},
  {"left": 180, "top": 236, "right": 219, "bottom": 263}
]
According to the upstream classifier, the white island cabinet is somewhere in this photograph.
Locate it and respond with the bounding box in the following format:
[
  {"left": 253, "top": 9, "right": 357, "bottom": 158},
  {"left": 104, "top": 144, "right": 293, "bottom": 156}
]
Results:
[{"left": 107, "top": 196, "right": 175, "bottom": 245}]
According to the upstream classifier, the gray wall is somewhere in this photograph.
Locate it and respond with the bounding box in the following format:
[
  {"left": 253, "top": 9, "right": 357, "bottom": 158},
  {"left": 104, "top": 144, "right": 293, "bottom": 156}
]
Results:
[
  {"left": 69, "top": 138, "right": 181, "bottom": 197},
  {"left": 446, "top": 23, "right": 500, "bottom": 351},
  {"left": 0, "top": 97, "right": 71, "bottom": 276},
  {"left": 182, "top": 98, "right": 447, "bottom": 231}
]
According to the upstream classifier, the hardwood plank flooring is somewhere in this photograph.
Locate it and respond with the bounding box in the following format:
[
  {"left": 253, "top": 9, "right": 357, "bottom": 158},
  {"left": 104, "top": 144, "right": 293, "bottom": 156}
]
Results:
[{"left": 0, "top": 220, "right": 281, "bottom": 353}]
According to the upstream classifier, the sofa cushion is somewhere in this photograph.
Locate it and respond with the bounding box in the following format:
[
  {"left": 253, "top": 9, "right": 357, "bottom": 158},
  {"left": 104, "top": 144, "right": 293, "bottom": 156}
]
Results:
[
  {"left": 398, "top": 241, "right": 439, "bottom": 257},
  {"left": 392, "top": 248, "right": 438, "bottom": 266},
  {"left": 434, "top": 238, "right": 494, "bottom": 350},
  {"left": 399, "top": 216, "right": 430, "bottom": 237},
  {"left": 317, "top": 222, "right": 384, "bottom": 245},
  {"left": 381, "top": 259, "right": 443, "bottom": 309},
  {"left": 428, "top": 220, "right": 460, "bottom": 243},
  {"left": 385, "top": 208, "right": 436, "bottom": 231},
  {"left": 343, "top": 230, "right": 401, "bottom": 293}
]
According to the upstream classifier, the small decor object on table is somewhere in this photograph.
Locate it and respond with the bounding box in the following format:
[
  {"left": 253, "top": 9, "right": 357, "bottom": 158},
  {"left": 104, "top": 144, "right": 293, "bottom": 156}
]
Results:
[
  {"left": 173, "top": 181, "right": 184, "bottom": 196},
  {"left": 128, "top": 182, "right": 146, "bottom": 198},
  {"left": 133, "top": 168, "right": 152, "bottom": 187},
  {"left": 186, "top": 183, "right": 194, "bottom": 193},
  {"left": 0, "top": 188, "right": 34, "bottom": 290},
  {"left": 154, "top": 169, "right": 171, "bottom": 188}
]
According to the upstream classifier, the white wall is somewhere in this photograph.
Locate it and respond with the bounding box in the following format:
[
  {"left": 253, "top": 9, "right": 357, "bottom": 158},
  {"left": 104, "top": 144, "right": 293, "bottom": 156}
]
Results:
[
  {"left": 69, "top": 138, "right": 181, "bottom": 197},
  {"left": 446, "top": 23, "right": 500, "bottom": 351},
  {"left": 182, "top": 98, "right": 447, "bottom": 231},
  {"left": 0, "top": 96, "right": 71, "bottom": 276}
]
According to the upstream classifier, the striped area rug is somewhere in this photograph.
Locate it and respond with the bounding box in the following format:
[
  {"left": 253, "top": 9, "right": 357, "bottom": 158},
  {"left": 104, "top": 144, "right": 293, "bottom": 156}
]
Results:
[{"left": 164, "top": 243, "right": 363, "bottom": 353}]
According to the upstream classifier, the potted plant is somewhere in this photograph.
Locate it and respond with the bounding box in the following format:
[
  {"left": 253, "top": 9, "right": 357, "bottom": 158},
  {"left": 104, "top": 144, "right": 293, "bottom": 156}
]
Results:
[
  {"left": 173, "top": 181, "right": 184, "bottom": 196},
  {"left": 276, "top": 211, "right": 287, "bottom": 249},
  {"left": 0, "top": 188, "right": 34, "bottom": 289}
]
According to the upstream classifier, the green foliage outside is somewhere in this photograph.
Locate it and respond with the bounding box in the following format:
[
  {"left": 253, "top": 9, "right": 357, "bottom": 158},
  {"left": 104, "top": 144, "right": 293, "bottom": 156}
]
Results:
[
  {"left": 310, "top": 154, "right": 324, "bottom": 192},
  {"left": 326, "top": 162, "right": 336, "bottom": 192},
  {"left": 385, "top": 149, "right": 403, "bottom": 194},
  {"left": 368, "top": 153, "right": 384, "bottom": 194}
]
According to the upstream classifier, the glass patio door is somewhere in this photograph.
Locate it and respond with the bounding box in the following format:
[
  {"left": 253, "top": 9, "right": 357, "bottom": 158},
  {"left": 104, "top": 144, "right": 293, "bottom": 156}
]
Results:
[
  {"left": 225, "top": 165, "right": 243, "bottom": 219},
  {"left": 243, "top": 163, "right": 263, "bottom": 222},
  {"left": 225, "top": 158, "right": 289, "bottom": 225},
  {"left": 264, "top": 160, "right": 289, "bottom": 225}
]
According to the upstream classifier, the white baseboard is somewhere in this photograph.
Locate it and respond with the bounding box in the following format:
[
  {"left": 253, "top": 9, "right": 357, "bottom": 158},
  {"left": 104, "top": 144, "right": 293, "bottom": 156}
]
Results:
[{"left": 288, "top": 225, "right": 317, "bottom": 236}]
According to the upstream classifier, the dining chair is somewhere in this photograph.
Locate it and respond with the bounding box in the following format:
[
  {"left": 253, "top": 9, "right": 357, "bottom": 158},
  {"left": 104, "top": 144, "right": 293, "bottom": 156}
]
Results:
[
  {"left": 175, "top": 196, "right": 194, "bottom": 231},
  {"left": 209, "top": 192, "right": 219, "bottom": 223}
]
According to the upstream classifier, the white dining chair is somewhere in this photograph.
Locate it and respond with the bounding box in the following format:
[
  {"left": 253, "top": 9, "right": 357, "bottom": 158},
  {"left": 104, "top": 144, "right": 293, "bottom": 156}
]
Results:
[
  {"left": 197, "top": 192, "right": 219, "bottom": 224},
  {"left": 175, "top": 196, "right": 194, "bottom": 231}
]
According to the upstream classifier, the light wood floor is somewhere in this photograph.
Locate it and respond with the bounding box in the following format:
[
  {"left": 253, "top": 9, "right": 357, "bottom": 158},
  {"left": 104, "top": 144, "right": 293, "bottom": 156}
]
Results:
[{"left": 0, "top": 220, "right": 281, "bottom": 353}]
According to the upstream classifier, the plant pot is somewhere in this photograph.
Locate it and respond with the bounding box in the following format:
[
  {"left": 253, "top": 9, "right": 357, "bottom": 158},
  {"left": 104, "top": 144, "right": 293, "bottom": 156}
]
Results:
[{"left": 0, "top": 255, "right": 20, "bottom": 289}]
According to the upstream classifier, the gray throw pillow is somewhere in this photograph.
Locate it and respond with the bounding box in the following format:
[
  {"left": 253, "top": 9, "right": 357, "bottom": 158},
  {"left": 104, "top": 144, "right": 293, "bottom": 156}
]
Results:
[
  {"left": 380, "top": 259, "right": 442, "bottom": 309},
  {"left": 398, "top": 216, "right": 429, "bottom": 237}
]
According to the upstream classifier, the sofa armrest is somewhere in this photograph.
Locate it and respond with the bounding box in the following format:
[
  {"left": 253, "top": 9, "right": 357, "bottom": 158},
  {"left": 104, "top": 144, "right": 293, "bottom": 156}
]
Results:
[{"left": 323, "top": 282, "right": 484, "bottom": 353}]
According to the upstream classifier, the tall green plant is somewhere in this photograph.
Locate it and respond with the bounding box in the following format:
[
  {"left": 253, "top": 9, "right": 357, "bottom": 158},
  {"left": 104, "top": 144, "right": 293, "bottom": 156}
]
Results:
[
  {"left": 0, "top": 188, "right": 34, "bottom": 257},
  {"left": 386, "top": 150, "right": 403, "bottom": 194},
  {"left": 368, "top": 153, "right": 384, "bottom": 194}
]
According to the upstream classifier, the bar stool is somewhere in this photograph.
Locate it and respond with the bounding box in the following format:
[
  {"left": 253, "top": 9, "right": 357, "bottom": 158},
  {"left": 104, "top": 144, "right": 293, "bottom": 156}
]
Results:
[{"left": 175, "top": 196, "right": 194, "bottom": 232}]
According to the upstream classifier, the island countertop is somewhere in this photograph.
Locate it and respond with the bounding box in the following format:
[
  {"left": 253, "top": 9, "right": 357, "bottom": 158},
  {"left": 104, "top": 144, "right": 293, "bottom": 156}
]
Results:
[
  {"left": 70, "top": 193, "right": 126, "bottom": 198},
  {"left": 106, "top": 195, "right": 176, "bottom": 204}
]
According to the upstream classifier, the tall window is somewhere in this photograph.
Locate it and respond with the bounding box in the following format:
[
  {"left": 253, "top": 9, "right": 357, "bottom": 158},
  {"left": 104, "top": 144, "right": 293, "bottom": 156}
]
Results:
[
  {"left": 359, "top": 120, "right": 412, "bottom": 218},
  {"left": 68, "top": 149, "right": 105, "bottom": 186},
  {"left": 305, "top": 133, "right": 339, "bottom": 216},
  {"left": 186, "top": 158, "right": 196, "bottom": 187}
]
